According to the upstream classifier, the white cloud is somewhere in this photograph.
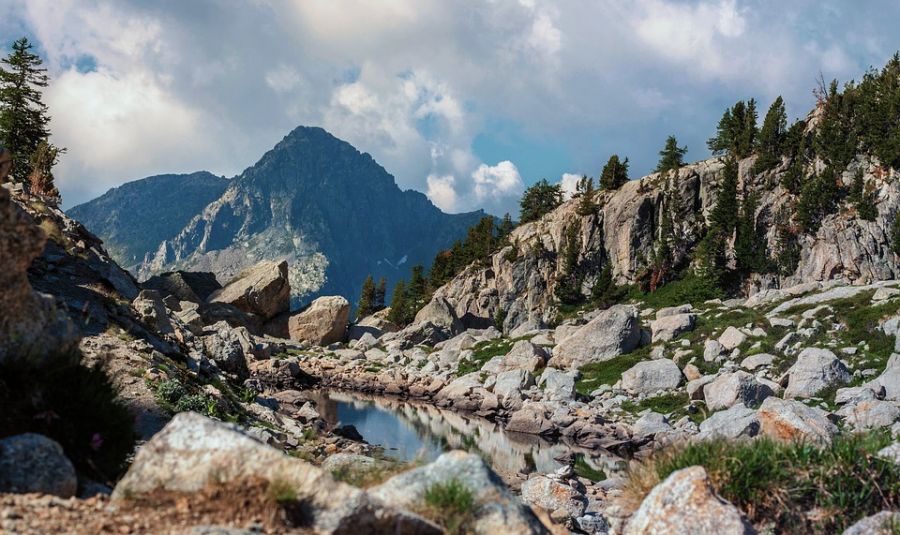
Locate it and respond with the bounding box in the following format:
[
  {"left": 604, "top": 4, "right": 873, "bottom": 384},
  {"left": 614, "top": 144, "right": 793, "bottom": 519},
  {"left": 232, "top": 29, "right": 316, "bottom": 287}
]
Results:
[
  {"left": 472, "top": 161, "right": 524, "bottom": 202},
  {"left": 265, "top": 65, "right": 303, "bottom": 94},
  {"left": 426, "top": 173, "right": 457, "bottom": 211},
  {"left": 1, "top": 0, "right": 893, "bottom": 213},
  {"left": 559, "top": 173, "right": 581, "bottom": 200}
]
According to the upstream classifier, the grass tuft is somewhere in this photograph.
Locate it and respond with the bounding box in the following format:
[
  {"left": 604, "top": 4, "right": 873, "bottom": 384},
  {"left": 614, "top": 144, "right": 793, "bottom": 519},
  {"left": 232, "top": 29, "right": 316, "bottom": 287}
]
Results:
[
  {"left": 623, "top": 430, "right": 899, "bottom": 533},
  {"left": 419, "top": 479, "right": 477, "bottom": 535}
]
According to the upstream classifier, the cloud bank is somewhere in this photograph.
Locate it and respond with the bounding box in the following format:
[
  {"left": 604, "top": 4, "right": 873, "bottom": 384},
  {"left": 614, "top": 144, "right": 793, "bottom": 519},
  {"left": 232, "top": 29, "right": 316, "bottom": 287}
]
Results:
[{"left": 0, "top": 0, "right": 897, "bottom": 213}]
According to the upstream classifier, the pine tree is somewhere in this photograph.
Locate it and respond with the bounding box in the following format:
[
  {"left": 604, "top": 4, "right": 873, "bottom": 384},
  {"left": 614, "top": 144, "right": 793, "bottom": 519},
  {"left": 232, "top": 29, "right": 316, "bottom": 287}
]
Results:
[
  {"left": 374, "top": 277, "right": 387, "bottom": 311},
  {"left": 753, "top": 96, "right": 787, "bottom": 174},
  {"left": 774, "top": 211, "right": 800, "bottom": 276},
  {"left": 407, "top": 264, "right": 428, "bottom": 315},
  {"left": 576, "top": 176, "right": 597, "bottom": 216},
  {"left": 519, "top": 179, "right": 563, "bottom": 223},
  {"left": 357, "top": 275, "right": 376, "bottom": 320},
  {"left": 497, "top": 213, "right": 514, "bottom": 240},
  {"left": 848, "top": 168, "right": 877, "bottom": 221},
  {"left": 599, "top": 154, "right": 629, "bottom": 190},
  {"left": 734, "top": 192, "right": 768, "bottom": 272},
  {"left": 797, "top": 166, "right": 841, "bottom": 233},
  {"left": 892, "top": 212, "right": 900, "bottom": 256},
  {"left": 0, "top": 37, "right": 60, "bottom": 184},
  {"left": 387, "top": 280, "right": 408, "bottom": 326},
  {"left": 554, "top": 222, "right": 583, "bottom": 304},
  {"left": 590, "top": 263, "right": 623, "bottom": 308},
  {"left": 709, "top": 158, "right": 740, "bottom": 236},
  {"left": 655, "top": 136, "right": 688, "bottom": 174},
  {"left": 707, "top": 99, "right": 758, "bottom": 158}
]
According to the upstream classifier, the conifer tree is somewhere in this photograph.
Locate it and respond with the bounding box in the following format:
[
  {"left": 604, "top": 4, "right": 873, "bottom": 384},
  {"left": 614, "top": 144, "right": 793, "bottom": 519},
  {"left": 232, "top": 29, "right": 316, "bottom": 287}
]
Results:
[
  {"left": 407, "top": 264, "right": 428, "bottom": 314},
  {"left": 0, "top": 37, "right": 60, "bottom": 184},
  {"left": 753, "top": 96, "right": 787, "bottom": 174},
  {"left": 576, "top": 176, "right": 597, "bottom": 215},
  {"left": 387, "top": 280, "right": 408, "bottom": 326},
  {"left": 734, "top": 192, "right": 768, "bottom": 272},
  {"left": 590, "top": 263, "right": 622, "bottom": 308},
  {"left": 655, "top": 136, "right": 688, "bottom": 174},
  {"left": 707, "top": 99, "right": 758, "bottom": 158},
  {"left": 374, "top": 277, "right": 387, "bottom": 311},
  {"left": 519, "top": 179, "right": 562, "bottom": 223},
  {"left": 497, "top": 213, "right": 514, "bottom": 240},
  {"left": 599, "top": 154, "right": 629, "bottom": 190},
  {"left": 554, "top": 222, "right": 583, "bottom": 304},
  {"left": 356, "top": 275, "right": 376, "bottom": 320},
  {"left": 709, "top": 158, "right": 740, "bottom": 236},
  {"left": 774, "top": 211, "right": 800, "bottom": 276}
]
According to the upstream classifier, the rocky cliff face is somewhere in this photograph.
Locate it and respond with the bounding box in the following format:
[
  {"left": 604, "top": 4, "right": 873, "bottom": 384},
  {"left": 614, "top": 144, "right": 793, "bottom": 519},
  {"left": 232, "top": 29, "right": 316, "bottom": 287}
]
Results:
[
  {"left": 70, "top": 127, "right": 484, "bottom": 308},
  {"left": 68, "top": 172, "right": 229, "bottom": 270},
  {"left": 431, "top": 152, "right": 900, "bottom": 333}
]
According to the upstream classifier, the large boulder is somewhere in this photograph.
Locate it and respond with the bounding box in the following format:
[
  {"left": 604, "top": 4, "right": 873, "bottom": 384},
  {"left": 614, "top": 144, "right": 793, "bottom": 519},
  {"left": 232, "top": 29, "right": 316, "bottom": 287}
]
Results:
[
  {"left": 0, "top": 186, "right": 78, "bottom": 367},
  {"left": 865, "top": 353, "right": 900, "bottom": 401},
  {"left": 520, "top": 474, "right": 587, "bottom": 520},
  {"left": 208, "top": 260, "right": 290, "bottom": 320},
  {"left": 620, "top": 359, "right": 683, "bottom": 395},
  {"left": 702, "top": 371, "right": 773, "bottom": 411},
  {"left": 835, "top": 400, "right": 900, "bottom": 431},
  {"left": 650, "top": 313, "right": 696, "bottom": 343},
  {"left": 492, "top": 369, "right": 534, "bottom": 410},
  {"left": 202, "top": 321, "right": 253, "bottom": 379},
  {"left": 784, "top": 348, "right": 851, "bottom": 399},
  {"left": 550, "top": 305, "right": 642, "bottom": 368},
  {"left": 482, "top": 340, "right": 547, "bottom": 374},
  {"left": 0, "top": 433, "right": 77, "bottom": 498},
  {"left": 505, "top": 403, "right": 555, "bottom": 435},
  {"left": 414, "top": 297, "right": 464, "bottom": 334},
  {"left": 143, "top": 270, "right": 222, "bottom": 303},
  {"left": 112, "top": 413, "right": 439, "bottom": 534},
  {"left": 287, "top": 296, "right": 350, "bottom": 345},
  {"left": 697, "top": 403, "right": 760, "bottom": 441},
  {"left": 537, "top": 368, "right": 577, "bottom": 401},
  {"left": 369, "top": 450, "right": 546, "bottom": 535},
  {"left": 132, "top": 289, "right": 174, "bottom": 334},
  {"left": 757, "top": 397, "right": 838, "bottom": 444},
  {"left": 625, "top": 466, "right": 755, "bottom": 534}
]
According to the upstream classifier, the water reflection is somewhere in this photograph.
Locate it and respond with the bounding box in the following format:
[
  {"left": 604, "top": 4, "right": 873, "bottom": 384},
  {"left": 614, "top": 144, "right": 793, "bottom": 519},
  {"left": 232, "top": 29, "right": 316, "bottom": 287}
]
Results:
[{"left": 310, "top": 390, "right": 614, "bottom": 479}]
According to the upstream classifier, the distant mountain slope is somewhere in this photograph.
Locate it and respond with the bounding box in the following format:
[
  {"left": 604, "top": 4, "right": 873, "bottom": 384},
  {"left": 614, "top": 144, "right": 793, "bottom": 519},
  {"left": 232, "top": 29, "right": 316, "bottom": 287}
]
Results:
[
  {"left": 73, "top": 127, "right": 485, "bottom": 306},
  {"left": 68, "top": 172, "right": 229, "bottom": 269}
]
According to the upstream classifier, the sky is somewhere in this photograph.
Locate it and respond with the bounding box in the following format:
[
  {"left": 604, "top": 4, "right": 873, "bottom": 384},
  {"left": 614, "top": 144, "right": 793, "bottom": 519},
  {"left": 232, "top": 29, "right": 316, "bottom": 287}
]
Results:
[{"left": 1, "top": 1, "right": 898, "bottom": 214}]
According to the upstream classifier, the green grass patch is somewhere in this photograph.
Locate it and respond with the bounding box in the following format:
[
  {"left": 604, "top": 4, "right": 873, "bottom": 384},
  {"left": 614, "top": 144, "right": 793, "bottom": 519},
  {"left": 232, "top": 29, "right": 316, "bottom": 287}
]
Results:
[
  {"left": 628, "top": 430, "right": 899, "bottom": 534},
  {"left": 576, "top": 345, "right": 652, "bottom": 395},
  {"left": 456, "top": 337, "right": 518, "bottom": 376},
  {"left": 629, "top": 272, "right": 724, "bottom": 309},
  {"left": 420, "top": 479, "right": 477, "bottom": 535}
]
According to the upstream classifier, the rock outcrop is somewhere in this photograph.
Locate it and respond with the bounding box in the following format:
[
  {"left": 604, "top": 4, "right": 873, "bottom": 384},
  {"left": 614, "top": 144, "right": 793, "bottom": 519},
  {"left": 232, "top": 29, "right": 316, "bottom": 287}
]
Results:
[
  {"left": 0, "top": 185, "right": 78, "bottom": 366},
  {"left": 425, "top": 154, "right": 900, "bottom": 333}
]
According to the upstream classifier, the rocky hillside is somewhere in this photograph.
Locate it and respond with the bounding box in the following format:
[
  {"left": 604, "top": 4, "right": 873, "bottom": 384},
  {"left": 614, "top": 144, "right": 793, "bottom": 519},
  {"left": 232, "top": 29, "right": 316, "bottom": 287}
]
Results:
[
  {"left": 70, "top": 127, "right": 486, "bottom": 307},
  {"left": 68, "top": 171, "right": 229, "bottom": 270},
  {"left": 428, "top": 148, "right": 900, "bottom": 335}
]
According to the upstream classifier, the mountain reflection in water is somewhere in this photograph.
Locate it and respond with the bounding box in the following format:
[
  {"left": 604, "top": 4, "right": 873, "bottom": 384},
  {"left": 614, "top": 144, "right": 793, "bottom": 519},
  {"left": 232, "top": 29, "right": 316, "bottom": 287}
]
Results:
[{"left": 310, "top": 390, "right": 615, "bottom": 479}]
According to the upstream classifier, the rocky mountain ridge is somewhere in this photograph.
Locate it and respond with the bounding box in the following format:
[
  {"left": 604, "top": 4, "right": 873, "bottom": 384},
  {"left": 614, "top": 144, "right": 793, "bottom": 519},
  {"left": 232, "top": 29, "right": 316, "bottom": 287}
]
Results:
[{"left": 69, "top": 127, "right": 486, "bottom": 308}]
